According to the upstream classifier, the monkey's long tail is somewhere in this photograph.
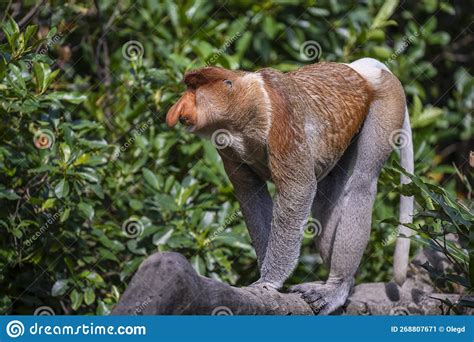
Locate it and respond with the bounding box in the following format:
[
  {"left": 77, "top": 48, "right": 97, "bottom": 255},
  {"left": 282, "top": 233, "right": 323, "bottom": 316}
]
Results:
[{"left": 393, "top": 109, "right": 414, "bottom": 286}]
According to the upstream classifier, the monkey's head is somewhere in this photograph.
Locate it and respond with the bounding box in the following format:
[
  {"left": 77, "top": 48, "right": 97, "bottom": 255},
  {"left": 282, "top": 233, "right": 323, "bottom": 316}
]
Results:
[{"left": 166, "top": 66, "right": 266, "bottom": 135}]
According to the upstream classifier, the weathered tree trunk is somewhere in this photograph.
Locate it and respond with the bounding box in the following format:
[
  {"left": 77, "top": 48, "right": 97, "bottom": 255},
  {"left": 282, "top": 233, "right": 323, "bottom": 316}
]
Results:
[{"left": 112, "top": 252, "right": 471, "bottom": 315}]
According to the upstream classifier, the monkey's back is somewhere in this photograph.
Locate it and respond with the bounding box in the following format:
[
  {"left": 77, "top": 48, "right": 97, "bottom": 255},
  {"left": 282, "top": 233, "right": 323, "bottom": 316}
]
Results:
[{"left": 288, "top": 62, "right": 373, "bottom": 177}]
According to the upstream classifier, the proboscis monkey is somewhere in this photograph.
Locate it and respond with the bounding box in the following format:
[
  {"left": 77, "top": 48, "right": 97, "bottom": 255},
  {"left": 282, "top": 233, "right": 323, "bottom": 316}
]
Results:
[{"left": 166, "top": 58, "right": 414, "bottom": 315}]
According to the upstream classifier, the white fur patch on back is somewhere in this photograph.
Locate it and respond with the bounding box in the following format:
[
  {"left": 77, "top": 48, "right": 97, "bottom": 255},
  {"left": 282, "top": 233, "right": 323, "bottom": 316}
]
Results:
[{"left": 345, "top": 57, "right": 391, "bottom": 88}]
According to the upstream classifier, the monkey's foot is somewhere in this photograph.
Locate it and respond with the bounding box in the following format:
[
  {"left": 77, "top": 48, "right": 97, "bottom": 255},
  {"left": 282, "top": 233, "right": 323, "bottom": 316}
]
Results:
[{"left": 289, "top": 280, "right": 352, "bottom": 315}]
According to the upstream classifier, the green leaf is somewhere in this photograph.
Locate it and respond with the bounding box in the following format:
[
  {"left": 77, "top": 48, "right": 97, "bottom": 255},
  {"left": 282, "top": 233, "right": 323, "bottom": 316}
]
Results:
[
  {"left": 85, "top": 271, "right": 105, "bottom": 285},
  {"left": 96, "top": 300, "right": 111, "bottom": 315},
  {"left": 60, "top": 207, "right": 71, "bottom": 223},
  {"left": 54, "top": 179, "right": 70, "bottom": 198},
  {"left": 152, "top": 228, "right": 174, "bottom": 246},
  {"left": 78, "top": 202, "right": 94, "bottom": 220},
  {"left": 51, "top": 279, "right": 69, "bottom": 297},
  {"left": 143, "top": 168, "right": 160, "bottom": 190},
  {"left": 24, "top": 25, "right": 38, "bottom": 44},
  {"left": 76, "top": 171, "right": 100, "bottom": 183},
  {"left": 70, "top": 289, "right": 83, "bottom": 311},
  {"left": 45, "top": 92, "right": 87, "bottom": 104},
  {"left": 411, "top": 106, "right": 443, "bottom": 128},
  {"left": 84, "top": 288, "right": 96, "bottom": 305},
  {"left": 33, "top": 62, "right": 47, "bottom": 93},
  {"left": 191, "top": 255, "right": 206, "bottom": 275},
  {"left": 235, "top": 31, "right": 252, "bottom": 59},
  {"left": 3, "top": 17, "right": 20, "bottom": 51},
  {"left": 60, "top": 143, "right": 71, "bottom": 162},
  {"left": 0, "top": 56, "right": 7, "bottom": 79},
  {"left": 154, "top": 194, "right": 179, "bottom": 211},
  {"left": 0, "top": 189, "right": 20, "bottom": 200},
  {"left": 371, "top": 0, "right": 399, "bottom": 29},
  {"left": 41, "top": 198, "right": 56, "bottom": 210}
]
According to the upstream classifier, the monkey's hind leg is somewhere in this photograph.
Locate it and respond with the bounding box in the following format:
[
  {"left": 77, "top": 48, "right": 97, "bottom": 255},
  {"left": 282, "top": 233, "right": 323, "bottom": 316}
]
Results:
[{"left": 291, "top": 68, "right": 406, "bottom": 315}]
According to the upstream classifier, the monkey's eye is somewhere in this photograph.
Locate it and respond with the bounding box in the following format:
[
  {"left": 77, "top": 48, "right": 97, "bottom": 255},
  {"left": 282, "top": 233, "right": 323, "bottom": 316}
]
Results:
[{"left": 223, "top": 79, "right": 232, "bottom": 88}]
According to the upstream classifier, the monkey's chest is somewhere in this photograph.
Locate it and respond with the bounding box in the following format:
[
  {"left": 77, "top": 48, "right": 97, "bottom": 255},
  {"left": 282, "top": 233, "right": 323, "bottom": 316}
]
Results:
[{"left": 224, "top": 135, "right": 271, "bottom": 181}]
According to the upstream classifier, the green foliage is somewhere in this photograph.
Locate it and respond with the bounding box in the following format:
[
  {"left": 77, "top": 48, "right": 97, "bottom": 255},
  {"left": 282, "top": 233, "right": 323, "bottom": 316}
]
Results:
[
  {"left": 386, "top": 164, "right": 472, "bottom": 297},
  {"left": 384, "top": 163, "right": 473, "bottom": 313},
  {"left": 0, "top": 1, "right": 472, "bottom": 314}
]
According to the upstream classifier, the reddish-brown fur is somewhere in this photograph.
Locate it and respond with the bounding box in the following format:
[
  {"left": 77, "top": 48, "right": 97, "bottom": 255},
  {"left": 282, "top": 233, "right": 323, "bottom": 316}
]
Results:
[
  {"left": 184, "top": 67, "right": 240, "bottom": 89},
  {"left": 287, "top": 63, "right": 372, "bottom": 174}
]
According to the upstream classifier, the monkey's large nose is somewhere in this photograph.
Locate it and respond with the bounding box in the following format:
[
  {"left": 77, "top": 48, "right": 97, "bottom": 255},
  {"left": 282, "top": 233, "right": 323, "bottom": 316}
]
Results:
[{"left": 165, "top": 91, "right": 197, "bottom": 128}]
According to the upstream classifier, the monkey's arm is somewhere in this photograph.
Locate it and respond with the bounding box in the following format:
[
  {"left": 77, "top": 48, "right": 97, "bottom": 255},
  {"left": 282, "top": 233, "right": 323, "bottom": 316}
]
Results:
[
  {"left": 257, "top": 151, "right": 317, "bottom": 289},
  {"left": 220, "top": 153, "right": 273, "bottom": 269}
]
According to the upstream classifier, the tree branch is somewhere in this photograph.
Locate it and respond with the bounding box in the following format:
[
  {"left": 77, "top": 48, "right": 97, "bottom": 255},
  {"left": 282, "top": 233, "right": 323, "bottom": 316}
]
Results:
[{"left": 112, "top": 252, "right": 472, "bottom": 315}]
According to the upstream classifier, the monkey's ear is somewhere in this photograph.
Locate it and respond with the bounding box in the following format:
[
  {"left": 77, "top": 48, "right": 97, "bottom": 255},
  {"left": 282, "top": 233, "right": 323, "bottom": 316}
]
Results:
[{"left": 184, "top": 67, "right": 237, "bottom": 89}]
